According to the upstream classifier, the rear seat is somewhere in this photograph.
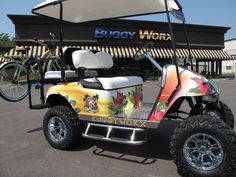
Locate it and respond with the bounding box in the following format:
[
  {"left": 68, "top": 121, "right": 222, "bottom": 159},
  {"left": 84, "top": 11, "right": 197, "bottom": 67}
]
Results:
[
  {"left": 44, "top": 47, "right": 79, "bottom": 79},
  {"left": 44, "top": 70, "right": 77, "bottom": 79}
]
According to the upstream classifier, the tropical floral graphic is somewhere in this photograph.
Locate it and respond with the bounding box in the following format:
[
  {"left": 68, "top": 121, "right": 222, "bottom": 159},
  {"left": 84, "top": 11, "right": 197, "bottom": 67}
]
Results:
[
  {"left": 84, "top": 94, "right": 99, "bottom": 113},
  {"left": 131, "top": 87, "right": 143, "bottom": 108},
  {"left": 150, "top": 102, "right": 167, "bottom": 121},
  {"left": 109, "top": 92, "right": 128, "bottom": 113},
  {"left": 63, "top": 95, "right": 81, "bottom": 113},
  {"left": 188, "top": 77, "right": 208, "bottom": 94}
]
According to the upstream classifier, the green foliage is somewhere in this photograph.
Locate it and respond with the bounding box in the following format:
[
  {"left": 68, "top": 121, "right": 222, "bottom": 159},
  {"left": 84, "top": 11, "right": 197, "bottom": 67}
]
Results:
[
  {"left": 188, "top": 87, "right": 202, "bottom": 94},
  {"left": 159, "top": 102, "right": 167, "bottom": 112},
  {"left": 74, "top": 108, "right": 81, "bottom": 114},
  {"left": 69, "top": 100, "right": 76, "bottom": 106},
  {"left": 0, "top": 33, "right": 15, "bottom": 47}
]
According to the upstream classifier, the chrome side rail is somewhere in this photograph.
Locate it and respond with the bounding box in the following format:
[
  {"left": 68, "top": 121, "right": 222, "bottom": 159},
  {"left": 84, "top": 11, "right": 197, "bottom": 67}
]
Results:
[{"left": 82, "top": 123, "right": 146, "bottom": 145}]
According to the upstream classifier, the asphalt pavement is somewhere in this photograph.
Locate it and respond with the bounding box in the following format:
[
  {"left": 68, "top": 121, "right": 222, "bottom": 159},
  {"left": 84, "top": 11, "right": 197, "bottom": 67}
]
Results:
[{"left": 0, "top": 79, "right": 236, "bottom": 177}]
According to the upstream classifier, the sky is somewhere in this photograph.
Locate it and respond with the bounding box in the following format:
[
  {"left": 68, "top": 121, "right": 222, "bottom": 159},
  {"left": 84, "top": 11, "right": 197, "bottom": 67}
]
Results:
[{"left": 1, "top": 0, "right": 236, "bottom": 40}]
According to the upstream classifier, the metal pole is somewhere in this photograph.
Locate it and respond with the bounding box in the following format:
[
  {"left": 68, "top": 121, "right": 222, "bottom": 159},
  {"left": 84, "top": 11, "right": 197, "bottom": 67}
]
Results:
[
  {"left": 183, "top": 21, "right": 193, "bottom": 70},
  {"left": 59, "top": 2, "right": 65, "bottom": 81},
  {"left": 164, "top": 0, "right": 180, "bottom": 86}
]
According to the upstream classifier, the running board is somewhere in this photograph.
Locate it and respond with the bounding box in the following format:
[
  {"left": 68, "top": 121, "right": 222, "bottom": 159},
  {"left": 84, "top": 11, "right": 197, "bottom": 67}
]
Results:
[{"left": 82, "top": 123, "right": 146, "bottom": 145}]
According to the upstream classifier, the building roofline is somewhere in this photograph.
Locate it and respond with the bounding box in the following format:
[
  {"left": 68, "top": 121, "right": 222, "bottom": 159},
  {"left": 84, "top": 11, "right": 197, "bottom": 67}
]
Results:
[{"left": 7, "top": 14, "right": 230, "bottom": 33}]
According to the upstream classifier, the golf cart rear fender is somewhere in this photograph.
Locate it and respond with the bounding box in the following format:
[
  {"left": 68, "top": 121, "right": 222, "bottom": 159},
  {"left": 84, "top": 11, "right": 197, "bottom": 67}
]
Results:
[
  {"left": 149, "top": 65, "right": 209, "bottom": 122},
  {"left": 46, "top": 94, "right": 73, "bottom": 109},
  {"left": 45, "top": 85, "right": 82, "bottom": 114}
]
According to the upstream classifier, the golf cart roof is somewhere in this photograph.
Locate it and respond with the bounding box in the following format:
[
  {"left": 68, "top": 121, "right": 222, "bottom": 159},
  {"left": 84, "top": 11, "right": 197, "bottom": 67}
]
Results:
[{"left": 32, "top": 0, "right": 181, "bottom": 23}]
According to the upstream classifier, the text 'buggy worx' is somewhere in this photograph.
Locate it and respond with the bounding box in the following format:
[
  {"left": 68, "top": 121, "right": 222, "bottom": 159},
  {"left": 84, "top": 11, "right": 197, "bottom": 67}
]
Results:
[{"left": 29, "top": 0, "right": 236, "bottom": 176}]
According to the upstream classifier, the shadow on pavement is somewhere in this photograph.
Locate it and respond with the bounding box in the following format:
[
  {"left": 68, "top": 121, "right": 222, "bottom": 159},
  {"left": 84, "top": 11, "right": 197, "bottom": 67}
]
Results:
[
  {"left": 26, "top": 119, "right": 180, "bottom": 164},
  {"left": 78, "top": 119, "right": 180, "bottom": 164},
  {"left": 27, "top": 127, "right": 43, "bottom": 133}
]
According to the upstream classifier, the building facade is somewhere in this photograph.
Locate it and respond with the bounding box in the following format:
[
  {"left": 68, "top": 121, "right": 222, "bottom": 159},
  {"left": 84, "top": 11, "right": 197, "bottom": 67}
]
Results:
[
  {"left": 4, "top": 15, "right": 233, "bottom": 77},
  {"left": 223, "top": 38, "right": 236, "bottom": 77}
]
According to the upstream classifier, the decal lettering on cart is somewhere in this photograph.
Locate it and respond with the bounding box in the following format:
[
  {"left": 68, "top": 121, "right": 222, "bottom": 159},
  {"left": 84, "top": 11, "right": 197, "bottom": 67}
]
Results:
[
  {"left": 95, "top": 28, "right": 136, "bottom": 39},
  {"left": 139, "top": 30, "right": 171, "bottom": 41},
  {"left": 91, "top": 116, "right": 147, "bottom": 128}
]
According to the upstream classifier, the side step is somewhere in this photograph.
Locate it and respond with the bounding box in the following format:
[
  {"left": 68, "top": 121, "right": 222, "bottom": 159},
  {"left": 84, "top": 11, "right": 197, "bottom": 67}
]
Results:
[{"left": 82, "top": 123, "right": 146, "bottom": 145}]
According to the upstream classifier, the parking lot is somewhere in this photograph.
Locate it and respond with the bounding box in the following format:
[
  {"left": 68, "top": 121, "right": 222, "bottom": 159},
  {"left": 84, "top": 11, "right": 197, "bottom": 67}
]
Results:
[{"left": 0, "top": 79, "right": 236, "bottom": 177}]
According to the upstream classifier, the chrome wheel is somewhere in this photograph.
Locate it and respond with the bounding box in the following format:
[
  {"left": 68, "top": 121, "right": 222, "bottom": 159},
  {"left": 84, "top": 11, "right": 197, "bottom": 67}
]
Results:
[
  {"left": 183, "top": 133, "right": 224, "bottom": 171},
  {"left": 48, "top": 116, "right": 67, "bottom": 142}
]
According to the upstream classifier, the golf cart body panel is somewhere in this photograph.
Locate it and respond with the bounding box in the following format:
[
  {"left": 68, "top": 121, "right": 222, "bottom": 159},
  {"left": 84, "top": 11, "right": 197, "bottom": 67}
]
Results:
[
  {"left": 46, "top": 82, "right": 143, "bottom": 117},
  {"left": 150, "top": 65, "right": 209, "bottom": 122},
  {"left": 32, "top": 0, "right": 181, "bottom": 23}
]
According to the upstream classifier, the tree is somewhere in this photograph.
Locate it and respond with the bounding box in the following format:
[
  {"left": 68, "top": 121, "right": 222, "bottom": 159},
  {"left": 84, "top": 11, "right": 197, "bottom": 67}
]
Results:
[{"left": 0, "top": 33, "right": 15, "bottom": 47}]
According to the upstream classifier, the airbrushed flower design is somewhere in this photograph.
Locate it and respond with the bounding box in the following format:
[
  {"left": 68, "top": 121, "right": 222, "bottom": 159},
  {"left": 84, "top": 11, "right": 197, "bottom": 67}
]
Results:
[
  {"left": 131, "top": 87, "right": 143, "bottom": 108},
  {"left": 149, "top": 102, "right": 167, "bottom": 122},
  {"left": 188, "top": 77, "right": 208, "bottom": 94},
  {"left": 63, "top": 95, "right": 81, "bottom": 114},
  {"left": 109, "top": 92, "right": 128, "bottom": 113}
]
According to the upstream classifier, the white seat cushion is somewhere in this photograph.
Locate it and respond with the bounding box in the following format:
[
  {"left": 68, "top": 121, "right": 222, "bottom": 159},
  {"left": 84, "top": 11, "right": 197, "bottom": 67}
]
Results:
[
  {"left": 72, "top": 50, "right": 113, "bottom": 69},
  {"left": 94, "top": 52, "right": 113, "bottom": 68},
  {"left": 44, "top": 70, "right": 77, "bottom": 79},
  {"left": 84, "top": 76, "right": 143, "bottom": 90},
  {"left": 72, "top": 50, "right": 97, "bottom": 69}
]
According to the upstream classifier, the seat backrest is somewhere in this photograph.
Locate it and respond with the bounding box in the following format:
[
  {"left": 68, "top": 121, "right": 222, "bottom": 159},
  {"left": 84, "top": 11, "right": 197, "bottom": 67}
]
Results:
[
  {"left": 63, "top": 47, "right": 81, "bottom": 66},
  {"left": 95, "top": 52, "right": 113, "bottom": 68},
  {"left": 72, "top": 50, "right": 113, "bottom": 69}
]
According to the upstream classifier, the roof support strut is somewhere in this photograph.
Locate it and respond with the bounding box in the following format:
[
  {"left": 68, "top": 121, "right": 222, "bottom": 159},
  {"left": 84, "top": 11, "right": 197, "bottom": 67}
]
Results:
[
  {"left": 52, "top": 0, "right": 66, "bottom": 81},
  {"left": 164, "top": 0, "right": 181, "bottom": 87},
  {"left": 183, "top": 21, "right": 193, "bottom": 70}
]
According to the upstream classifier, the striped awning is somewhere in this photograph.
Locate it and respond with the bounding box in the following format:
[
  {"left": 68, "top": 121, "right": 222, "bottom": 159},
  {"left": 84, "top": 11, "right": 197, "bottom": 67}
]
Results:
[{"left": 2, "top": 45, "right": 233, "bottom": 60}]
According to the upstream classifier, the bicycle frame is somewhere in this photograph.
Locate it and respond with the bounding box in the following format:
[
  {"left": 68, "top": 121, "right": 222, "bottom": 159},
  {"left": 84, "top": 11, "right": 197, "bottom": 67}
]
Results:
[{"left": 0, "top": 38, "right": 60, "bottom": 102}]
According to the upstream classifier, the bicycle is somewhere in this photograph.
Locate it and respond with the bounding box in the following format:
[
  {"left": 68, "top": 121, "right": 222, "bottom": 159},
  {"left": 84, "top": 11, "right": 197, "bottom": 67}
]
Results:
[{"left": 0, "top": 33, "right": 61, "bottom": 102}]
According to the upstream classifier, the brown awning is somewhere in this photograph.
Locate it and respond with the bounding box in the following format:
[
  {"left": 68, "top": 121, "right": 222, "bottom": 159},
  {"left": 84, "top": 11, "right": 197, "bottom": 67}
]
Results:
[{"left": 3, "top": 45, "right": 233, "bottom": 60}]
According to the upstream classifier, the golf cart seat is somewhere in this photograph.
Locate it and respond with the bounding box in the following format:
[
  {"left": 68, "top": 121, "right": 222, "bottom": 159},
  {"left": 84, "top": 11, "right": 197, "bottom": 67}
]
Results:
[
  {"left": 83, "top": 76, "right": 143, "bottom": 90},
  {"left": 44, "top": 47, "right": 78, "bottom": 79},
  {"left": 72, "top": 50, "right": 143, "bottom": 90},
  {"left": 44, "top": 47, "right": 100, "bottom": 79}
]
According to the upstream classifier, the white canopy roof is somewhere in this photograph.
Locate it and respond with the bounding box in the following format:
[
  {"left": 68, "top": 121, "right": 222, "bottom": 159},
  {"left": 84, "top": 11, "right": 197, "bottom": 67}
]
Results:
[{"left": 32, "top": 0, "right": 181, "bottom": 23}]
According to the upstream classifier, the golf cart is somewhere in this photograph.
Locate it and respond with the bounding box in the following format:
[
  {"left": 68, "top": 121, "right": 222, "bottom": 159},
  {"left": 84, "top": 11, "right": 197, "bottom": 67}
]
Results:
[{"left": 28, "top": 0, "right": 236, "bottom": 176}]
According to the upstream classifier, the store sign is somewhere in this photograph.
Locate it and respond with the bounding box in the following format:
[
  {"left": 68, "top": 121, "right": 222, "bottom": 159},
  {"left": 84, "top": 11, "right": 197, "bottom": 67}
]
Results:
[
  {"left": 94, "top": 28, "right": 171, "bottom": 41},
  {"left": 139, "top": 30, "right": 171, "bottom": 41},
  {"left": 95, "top": 28, "right": 136, "bottom": 39}
]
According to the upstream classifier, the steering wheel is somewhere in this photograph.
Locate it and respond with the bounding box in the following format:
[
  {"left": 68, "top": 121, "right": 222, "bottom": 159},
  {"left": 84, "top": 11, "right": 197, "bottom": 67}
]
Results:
[{"left": 134, "top": 42, "right": 153, "bottom": 61}]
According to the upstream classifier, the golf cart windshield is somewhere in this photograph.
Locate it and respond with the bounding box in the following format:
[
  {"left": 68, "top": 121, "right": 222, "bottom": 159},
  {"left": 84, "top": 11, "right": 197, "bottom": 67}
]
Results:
[{"left": 32, "top": 0, "right": 181, "bottom": 23}]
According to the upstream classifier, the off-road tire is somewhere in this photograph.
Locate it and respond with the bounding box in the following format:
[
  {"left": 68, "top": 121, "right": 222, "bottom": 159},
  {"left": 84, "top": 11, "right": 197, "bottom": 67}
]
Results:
[
  {"left": 43, "top": 106, "right": 82, "bottom": 150},
  {"left": 170, "top": 115, "right": 236, "bottom": 177},
  {"left": 204, "top": 101, "right": 234, "bottom": 129}
]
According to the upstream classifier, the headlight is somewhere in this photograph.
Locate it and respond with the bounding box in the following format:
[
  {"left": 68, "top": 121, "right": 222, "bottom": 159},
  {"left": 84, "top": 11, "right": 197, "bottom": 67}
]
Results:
[
  {"left": 202, "top": 80, "right": 220, "bottom": 102},
  {"left": 207, "top": 80, "right": 220, "bottom": 96}
]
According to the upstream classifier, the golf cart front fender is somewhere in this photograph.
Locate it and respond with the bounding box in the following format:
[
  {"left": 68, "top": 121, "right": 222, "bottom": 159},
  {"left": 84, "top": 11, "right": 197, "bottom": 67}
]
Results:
[{"left": 149, "top": 65, "right": 213, "bottom": 122}]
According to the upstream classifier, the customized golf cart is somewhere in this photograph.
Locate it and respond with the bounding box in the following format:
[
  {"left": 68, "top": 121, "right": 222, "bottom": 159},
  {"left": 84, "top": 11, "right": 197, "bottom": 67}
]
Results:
[{"left": 28, "top": 0, "right": 236, "bottom": 176}]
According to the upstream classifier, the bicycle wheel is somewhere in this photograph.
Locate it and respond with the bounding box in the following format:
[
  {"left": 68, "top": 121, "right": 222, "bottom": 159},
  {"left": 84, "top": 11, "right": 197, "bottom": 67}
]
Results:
[
  {"left": 0, "top": 61, "right": 28, "bottom": 102},
  {"left": 45, "top": 58, "right": 62, "bottom": 71}
]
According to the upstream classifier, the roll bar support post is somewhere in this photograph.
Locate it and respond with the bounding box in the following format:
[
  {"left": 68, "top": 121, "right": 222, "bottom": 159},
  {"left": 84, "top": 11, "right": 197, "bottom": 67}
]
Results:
[{"left": 164, "top": 0, "right": 181, "bottom": 87}]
